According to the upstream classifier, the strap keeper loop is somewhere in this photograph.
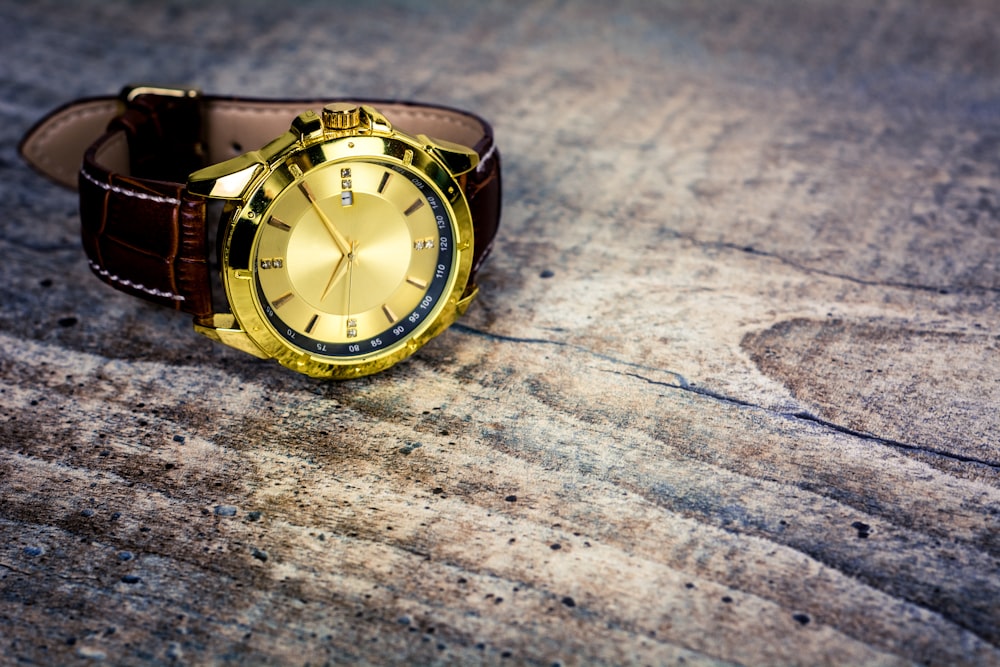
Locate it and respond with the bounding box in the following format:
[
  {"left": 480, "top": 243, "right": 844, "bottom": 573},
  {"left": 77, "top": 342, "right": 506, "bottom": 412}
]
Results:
[{"left": 113, "top": 84, "right": 206, "bottom": 182}]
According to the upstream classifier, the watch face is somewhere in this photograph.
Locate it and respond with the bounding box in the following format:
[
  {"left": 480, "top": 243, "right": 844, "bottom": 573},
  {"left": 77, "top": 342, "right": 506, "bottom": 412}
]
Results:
[{"left": 252, "top": 158, "right": 457, "bottom": 361}]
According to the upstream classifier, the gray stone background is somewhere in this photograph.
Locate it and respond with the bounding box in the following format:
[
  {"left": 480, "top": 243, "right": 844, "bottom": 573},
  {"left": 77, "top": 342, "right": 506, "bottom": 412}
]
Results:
[{"left": 1, "top": 1, "right": 999, "bottom": 665}]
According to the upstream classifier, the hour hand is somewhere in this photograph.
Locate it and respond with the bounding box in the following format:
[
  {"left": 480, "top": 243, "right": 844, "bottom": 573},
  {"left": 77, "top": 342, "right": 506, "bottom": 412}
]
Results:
[{"left": 320, "top": 253, "right": 350, "bottom": 302}]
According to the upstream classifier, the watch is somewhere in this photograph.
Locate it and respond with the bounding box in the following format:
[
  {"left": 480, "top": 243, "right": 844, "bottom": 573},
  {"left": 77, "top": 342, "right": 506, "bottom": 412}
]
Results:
[{"left": 19, "top": 85, "right": 501, "bottom": 378}]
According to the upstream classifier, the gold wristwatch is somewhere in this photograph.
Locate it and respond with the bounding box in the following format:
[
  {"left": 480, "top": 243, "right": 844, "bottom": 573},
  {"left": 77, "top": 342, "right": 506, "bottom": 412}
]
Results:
[{"left": 19, "top": 86, "right": 502, "bottom": 378}]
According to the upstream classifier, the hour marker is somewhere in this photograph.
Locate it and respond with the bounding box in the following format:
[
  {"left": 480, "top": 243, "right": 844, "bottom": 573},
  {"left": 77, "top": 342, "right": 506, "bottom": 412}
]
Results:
[
  {"left": 259, "top": 257, "right": 284, "bottom": 270},
  {"left": 377, "top": 171, "right": 391, "bottom": 194},
  {"left": 299, "top": 180, "right": 317, "bottom": 202},
  {"left": 340, "top": 167, "right": 352, "bottom": 178},
  {"left": 406, "top": 276, "right": 428, "bottom": 289},
  {"left": 341, "top": 191, "right": 354, "bottom": 206},
  {"left": 413, "top": 237, "right": 434, "bottom": 250},
  {"left": 289, "top": 164, "right": 303, "bottom": 178},
  {"left": 403, "top": 149, "right": 414, "bottom": 166},
  {"left": 382, "top": 304, "right": 397, "bottom": 323},
  {"left": 346, "top": 318, "right": 358, "bottom": 338},
  {"left": 404, "top": 199, "right": 424, "bottom": 216},
  {"left": 267, "top": 217, "right": 291, "bottom": 232},
  {"left": 305, "top": 314, "right": 319, "bottom": 334},
  {"left": 272, "top": 292, "right": 294, "bottom": 308}
]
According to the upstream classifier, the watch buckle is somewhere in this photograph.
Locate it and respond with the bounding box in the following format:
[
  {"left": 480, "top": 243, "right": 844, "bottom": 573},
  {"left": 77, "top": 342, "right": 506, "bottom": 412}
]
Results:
[
  {"left": 120, "top": 84, "right": 202, "bottom": 104},
  {"left": 116, "top": 84, "right": 207, "bottom": 180}
]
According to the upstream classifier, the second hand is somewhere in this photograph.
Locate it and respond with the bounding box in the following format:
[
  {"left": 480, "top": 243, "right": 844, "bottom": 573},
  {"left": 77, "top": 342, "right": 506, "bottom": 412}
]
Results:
[{"left": 346, "top": 239, "right": 358, "bottom": 339}]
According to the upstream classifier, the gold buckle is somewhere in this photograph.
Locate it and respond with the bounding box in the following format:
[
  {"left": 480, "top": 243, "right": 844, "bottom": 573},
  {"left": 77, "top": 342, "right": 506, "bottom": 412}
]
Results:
[{"left": 119, "top": 84, "right": 202, "bottom": 103}]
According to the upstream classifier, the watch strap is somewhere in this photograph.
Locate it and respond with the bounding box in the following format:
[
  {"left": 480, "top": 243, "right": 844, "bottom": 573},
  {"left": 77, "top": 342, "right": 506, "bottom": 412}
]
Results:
[{"left": 19, "top": 89, "right": 501, "bottom": 322}]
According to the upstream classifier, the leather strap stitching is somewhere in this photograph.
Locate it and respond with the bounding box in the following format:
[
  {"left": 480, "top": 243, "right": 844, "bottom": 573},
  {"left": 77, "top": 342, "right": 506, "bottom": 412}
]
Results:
[
  {"left": 80, "top": 167, "right": 181, "bottom": 206},
  {"left": 88, "top": 259, "right": 185, "bottom": 302},
  {"left": 476, "top": 143, "right": 498, "bottom": 173}
]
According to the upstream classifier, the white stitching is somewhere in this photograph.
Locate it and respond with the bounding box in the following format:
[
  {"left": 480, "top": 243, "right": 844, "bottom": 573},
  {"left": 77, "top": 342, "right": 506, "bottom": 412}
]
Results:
[
  {"left": 88, "top": 260, "right": 185, "bottom": 302},
  {"left": 80, "top": 168, "right": 181, "bottom": 205},
  {"left": 476, "top": 143, "right": 497, "bottom": 173}
]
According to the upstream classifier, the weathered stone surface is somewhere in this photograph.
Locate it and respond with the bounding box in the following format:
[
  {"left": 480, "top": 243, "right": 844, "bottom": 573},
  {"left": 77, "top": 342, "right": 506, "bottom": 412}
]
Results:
[{"left": 1, "top": 1, "right": 998, "bottom": 665}]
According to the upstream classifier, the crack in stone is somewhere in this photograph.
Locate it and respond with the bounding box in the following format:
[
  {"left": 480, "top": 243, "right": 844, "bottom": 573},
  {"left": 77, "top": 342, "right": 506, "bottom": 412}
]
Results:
[
  {"left": 780, "top": 409, "right": 1000, "bottom": 470},
  {"left": 621, "top": 368, "right": 1000, "bottom": 471},
  {"left": 451, "top": 324, "right": 690, "bottom": 389},
  {"left": 715, "top": 240, "right": 1000, "bottom": 297},
  {"left": 0, "top": 560, "right": 32, "bottom": 576},
  {"left": 636, "top": 218, "right": 1000, "bottom": 297},
  {"left": 454, "top": 324, "right": 999, "bottom": 471}
]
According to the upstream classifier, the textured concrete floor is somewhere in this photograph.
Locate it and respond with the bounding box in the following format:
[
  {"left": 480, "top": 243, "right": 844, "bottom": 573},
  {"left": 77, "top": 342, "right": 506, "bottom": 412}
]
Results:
[{"left": 1, "top": 1, "right": 999, "bottom": 665}]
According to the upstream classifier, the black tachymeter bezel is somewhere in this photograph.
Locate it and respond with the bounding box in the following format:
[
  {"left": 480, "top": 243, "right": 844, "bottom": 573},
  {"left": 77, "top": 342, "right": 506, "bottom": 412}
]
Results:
[{"left": 254, "top": 162, "right": 456, "bottom": 358}]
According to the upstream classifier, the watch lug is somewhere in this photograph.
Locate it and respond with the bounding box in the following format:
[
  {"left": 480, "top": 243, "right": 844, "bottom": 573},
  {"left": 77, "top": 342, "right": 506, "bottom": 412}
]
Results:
[
  {"left": 456, "top": 284, "right": 479, "bottom": 316},
  {"left": 291, "top": 109, "right": 323, "bottom": 137},
  {"left": 194, "top": 314, "right": 269, "bottom": 359},
  {"left": 257, "top": 130, "right": 301, "bottom": 161},
  {"left": 418, "top": 134, "right": 479, "bottom": 177},
  {"left": 188, "top": 152, "right": 266, "bottom": 200},
  {"left": 360, "top": 105, "right": 392, "bottom": 135}
]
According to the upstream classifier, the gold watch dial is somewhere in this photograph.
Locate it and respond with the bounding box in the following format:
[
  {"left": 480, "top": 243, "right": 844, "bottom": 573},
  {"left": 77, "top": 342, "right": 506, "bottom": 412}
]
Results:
[{"left": 253, "top": 159, "right": 456, "bottom": 359}]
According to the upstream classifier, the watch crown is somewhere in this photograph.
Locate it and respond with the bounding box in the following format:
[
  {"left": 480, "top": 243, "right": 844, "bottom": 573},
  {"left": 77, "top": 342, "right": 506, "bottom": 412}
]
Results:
[{"left": 322, "top": 102, "right": 361, "bottom": 130}]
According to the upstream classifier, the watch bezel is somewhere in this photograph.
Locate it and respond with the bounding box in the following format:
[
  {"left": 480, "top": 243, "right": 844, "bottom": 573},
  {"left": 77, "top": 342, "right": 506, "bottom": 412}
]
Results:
[{"left": 220, "top": 131, "right": 475, "bottom": 379}]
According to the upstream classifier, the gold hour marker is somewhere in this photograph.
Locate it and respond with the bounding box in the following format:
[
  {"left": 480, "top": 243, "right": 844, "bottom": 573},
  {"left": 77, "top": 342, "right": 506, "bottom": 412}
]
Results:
[
  {"left": 404, "top": 199, "right": 424, "bottom": 216},
  {"left": 267, "top": 217, "right": 291, "bottom": 232},
  {"left": 382, "top": 304, "right": 397, "bottom": 323},
  {"left": 305, "top": 314, "right": 319, "bottom": 334},
  {"left": 406, "top": 276, "right": 428, "bottom": 289},
  {"left": 299, "top": 180, "right": 317, "bottom": 202},
  {"left": 403, "top": 149, "right": 414, "bottom": 166},
  {"left": 289, "top": 163, "right": 303, "bottom": 178},
  {"left": 272, "top": 292, "right": 294, "bottom": 308},
  {"left": 377, "top": 171, "right": 391, "bottom": 194}
]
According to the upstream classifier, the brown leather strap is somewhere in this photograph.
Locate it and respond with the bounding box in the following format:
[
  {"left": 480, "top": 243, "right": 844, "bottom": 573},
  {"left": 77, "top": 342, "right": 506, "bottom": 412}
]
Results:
[{"left": 19, "top": 91, "right": 501, "bottom": 322}]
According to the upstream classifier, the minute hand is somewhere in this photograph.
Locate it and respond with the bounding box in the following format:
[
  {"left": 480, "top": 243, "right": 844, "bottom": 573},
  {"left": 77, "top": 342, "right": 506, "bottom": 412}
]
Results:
[{"left": 299, "top": 181, "right": 351, "bottom": 256}]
